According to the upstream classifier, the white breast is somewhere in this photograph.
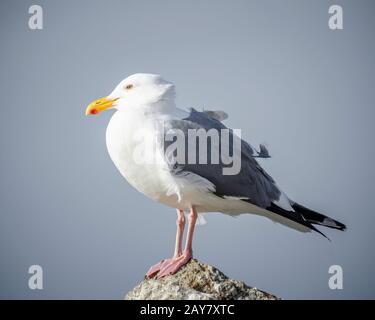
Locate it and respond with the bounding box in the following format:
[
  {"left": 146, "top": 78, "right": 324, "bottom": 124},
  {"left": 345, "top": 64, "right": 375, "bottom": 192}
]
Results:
[{"left": 106, "top": 110, "right": 166, "bottom": 200}]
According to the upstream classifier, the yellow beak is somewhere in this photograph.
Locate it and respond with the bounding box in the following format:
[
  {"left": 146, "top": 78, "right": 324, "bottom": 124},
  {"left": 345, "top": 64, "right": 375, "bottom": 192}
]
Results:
[{"left": 85, "top": 96, "right": 119, "bottom": 116}]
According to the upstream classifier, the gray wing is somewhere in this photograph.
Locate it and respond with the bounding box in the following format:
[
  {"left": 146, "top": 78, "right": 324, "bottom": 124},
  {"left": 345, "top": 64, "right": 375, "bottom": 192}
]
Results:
[
  {"left": 162, "top": 108, "right": 346, "bottom": 239},
  {"left": 163, "top": 108, "right": 280, "bottom": 209}
]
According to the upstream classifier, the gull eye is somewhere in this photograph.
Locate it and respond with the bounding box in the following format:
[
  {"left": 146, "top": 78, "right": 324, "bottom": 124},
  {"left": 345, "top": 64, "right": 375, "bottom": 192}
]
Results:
[{"left": 125, "top": 84, "right": 133, "bottom": 90}]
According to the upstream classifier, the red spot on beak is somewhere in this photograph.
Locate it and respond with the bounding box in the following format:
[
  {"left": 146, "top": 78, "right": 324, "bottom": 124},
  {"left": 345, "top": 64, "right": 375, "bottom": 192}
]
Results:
[{"left": 90, "top": 109, "right": 98, "bottom": 115}]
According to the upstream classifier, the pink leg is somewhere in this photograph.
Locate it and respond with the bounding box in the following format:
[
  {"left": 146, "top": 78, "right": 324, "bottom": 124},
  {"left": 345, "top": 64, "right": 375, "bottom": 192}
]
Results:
[
  {"left": 183, "top": 206, "right": 197, "bottom": 257},
  {"left": 155, "top": 207, "right": 197, "bottom": 279},
  {"left": 145, "top": 209, "right": 186, "bottom": 279},
  {"left": 174, "top": 210, "right": 186, "bottom": 257}
]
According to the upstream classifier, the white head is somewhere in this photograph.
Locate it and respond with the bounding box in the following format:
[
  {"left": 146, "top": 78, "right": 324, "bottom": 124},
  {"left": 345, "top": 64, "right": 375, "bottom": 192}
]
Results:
[{"left": 86, "top": 73, "right": 175, "bottom": 115}]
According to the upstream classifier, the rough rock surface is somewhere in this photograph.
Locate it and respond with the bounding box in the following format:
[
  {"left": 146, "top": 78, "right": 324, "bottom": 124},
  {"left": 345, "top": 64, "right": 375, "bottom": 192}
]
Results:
[{"left": 125, "top": 259, "right": 278, "bottom": 300}]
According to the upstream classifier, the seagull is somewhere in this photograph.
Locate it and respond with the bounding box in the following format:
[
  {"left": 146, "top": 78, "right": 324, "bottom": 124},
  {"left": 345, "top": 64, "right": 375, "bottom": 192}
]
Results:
[{"left": 86, "top": 73, "right": 346, "bottom": 279}]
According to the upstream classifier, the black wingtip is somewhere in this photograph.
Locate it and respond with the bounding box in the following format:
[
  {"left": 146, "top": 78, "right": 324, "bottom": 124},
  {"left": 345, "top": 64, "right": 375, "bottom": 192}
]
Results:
[
  {"left": 292, "top": 203, "right": 347, "bottom": 232},
  {"left": 266, "top": 202, "right": 344, "bottom": 241}
]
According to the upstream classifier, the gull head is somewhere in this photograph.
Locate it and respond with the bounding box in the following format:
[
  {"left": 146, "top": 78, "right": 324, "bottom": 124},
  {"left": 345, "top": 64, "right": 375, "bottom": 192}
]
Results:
[{"left": 86, "top": 73, "right": 175, "bottom": 115}]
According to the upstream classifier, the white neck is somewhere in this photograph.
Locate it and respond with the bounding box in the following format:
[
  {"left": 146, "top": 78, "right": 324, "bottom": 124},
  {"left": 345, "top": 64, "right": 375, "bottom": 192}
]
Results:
[{"left": 116, "top": 99, "right": 177, "bottom": 117}]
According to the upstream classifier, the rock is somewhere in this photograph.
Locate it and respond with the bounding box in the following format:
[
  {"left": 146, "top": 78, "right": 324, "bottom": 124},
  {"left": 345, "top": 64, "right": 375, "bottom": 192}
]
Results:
[{"left": 125, "top": 259, "right": 278, "bottom": 300}]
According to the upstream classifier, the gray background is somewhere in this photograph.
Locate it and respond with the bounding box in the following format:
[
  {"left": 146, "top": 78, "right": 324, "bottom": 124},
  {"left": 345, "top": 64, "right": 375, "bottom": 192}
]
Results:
[{"left": 0, "top": 0, "right": 374, "bottom": 299}]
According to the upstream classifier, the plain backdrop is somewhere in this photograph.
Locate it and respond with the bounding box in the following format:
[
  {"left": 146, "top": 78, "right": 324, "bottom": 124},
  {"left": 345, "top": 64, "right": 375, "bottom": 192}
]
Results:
[{"left": 0, "top": 0, "right": 374, "bottom": 299}]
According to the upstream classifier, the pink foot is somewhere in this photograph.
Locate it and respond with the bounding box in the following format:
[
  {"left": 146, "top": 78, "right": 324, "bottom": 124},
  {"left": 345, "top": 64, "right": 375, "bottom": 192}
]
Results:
[
  {"left": 155, "top": 252, "right": 192, "bottom": 279},
  {"left": 145, "top": 258, "right": 176, "bottom": 279},
  {"left": 146, "top": 259, "right": 166, "bottom": 279}
]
